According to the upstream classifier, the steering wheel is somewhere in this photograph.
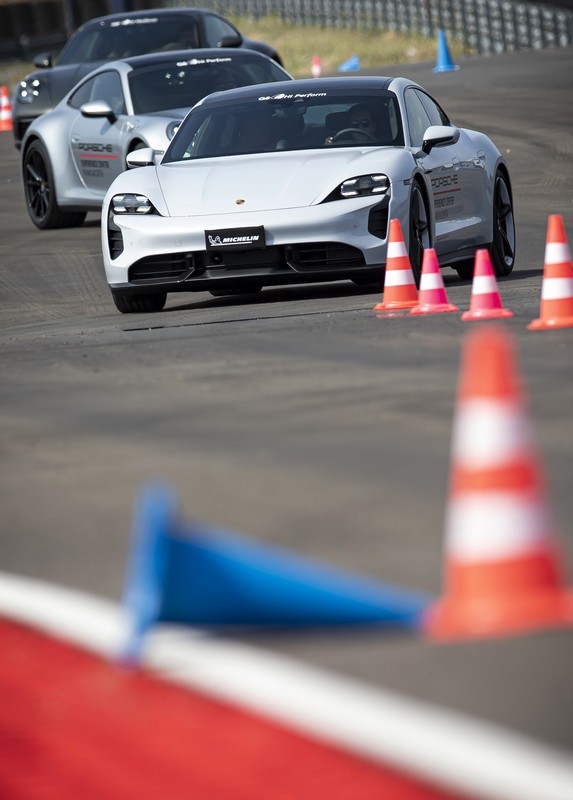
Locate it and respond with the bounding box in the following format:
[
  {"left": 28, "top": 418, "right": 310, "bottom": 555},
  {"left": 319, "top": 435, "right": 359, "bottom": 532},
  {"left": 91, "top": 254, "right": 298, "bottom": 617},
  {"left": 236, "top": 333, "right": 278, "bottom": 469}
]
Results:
[{"left": 331, "top": 127, "right": 376, "bottom": 143}]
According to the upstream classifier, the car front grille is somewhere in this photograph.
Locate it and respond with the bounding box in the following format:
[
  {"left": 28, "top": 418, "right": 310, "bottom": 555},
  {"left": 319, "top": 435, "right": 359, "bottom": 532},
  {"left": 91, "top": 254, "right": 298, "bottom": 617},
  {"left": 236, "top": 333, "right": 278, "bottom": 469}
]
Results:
[
  {"left": 368, "top": 201, "right": 389, "bottom": 239},
  {"left": 287, "top": 242, "right": 365, "bottom": 270},
  {"left": 129, "top": 253, "right": 197, "bottom": 283}
]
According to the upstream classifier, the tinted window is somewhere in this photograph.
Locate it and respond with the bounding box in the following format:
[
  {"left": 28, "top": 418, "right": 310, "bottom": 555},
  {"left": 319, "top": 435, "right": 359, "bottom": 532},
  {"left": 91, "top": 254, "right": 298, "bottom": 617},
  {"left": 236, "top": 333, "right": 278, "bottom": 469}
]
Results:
[
  {"left": 203, "top": 14, "right": 240, "bottom": 47},
  {"left": 68, "top": 70, "right": 125, "bottom": 115},
  {"left": 164, "top": 91, "right": 404, "bottom": 162},
  {"left": 128, "top": 55, "right": 290, "bottom": 114},
  {"left": 415, "top": 90, "right": 450, "bottom": 126},
  {"left": 404, "top": 88, "right": 432, "bottom": 148},
  {"left": 57, "top": 16, "right": 201, "bottom": 65}
]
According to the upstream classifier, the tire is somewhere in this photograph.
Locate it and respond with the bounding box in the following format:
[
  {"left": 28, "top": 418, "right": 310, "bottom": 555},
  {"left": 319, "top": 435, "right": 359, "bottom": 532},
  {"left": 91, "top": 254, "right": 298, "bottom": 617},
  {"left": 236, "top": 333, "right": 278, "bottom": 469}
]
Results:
[
  {"left": 22, "top": 140, "right": 86, "bottom": 230},
  {"left": 111, "top": 290, "right": 167, "bottom": 314},
  {"left": 408, "top": 182, "right": 431, "bottom": 286},
  {"left": 209, "top": 286, "right": 262, "bottom": 297},
  {"left": 454, "top": 258, "right": 475, "bottom": 281},
  {"left": 490, "top": 170, "right": 516, "bottom": 277}
]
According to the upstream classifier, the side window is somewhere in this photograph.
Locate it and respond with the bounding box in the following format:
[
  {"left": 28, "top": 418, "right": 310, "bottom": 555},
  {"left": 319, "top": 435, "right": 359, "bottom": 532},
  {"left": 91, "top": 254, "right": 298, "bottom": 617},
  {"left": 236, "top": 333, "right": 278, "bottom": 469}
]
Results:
[
  {"left": 69, "top": 71, "right": 125, "bottom": 115},
  {"left": 90, "top": 71, "right": 126, "bottom": 116},
  {"left": 203, "top": 14, "right": 240, "bottom": 46},
  {"left": 404, "top": 88, "right": 432, "bottom": 148},
  {"left": 415, "top": 90, "right": 450, "bottom": 126},
  {"left": 68, "top": 77, "right": 95, "bottom": 110}
]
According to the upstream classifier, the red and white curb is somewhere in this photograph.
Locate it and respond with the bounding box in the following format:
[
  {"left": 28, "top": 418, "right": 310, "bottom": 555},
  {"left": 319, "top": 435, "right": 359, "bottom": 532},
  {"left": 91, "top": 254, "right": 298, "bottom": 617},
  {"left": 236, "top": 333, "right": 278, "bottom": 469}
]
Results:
[{"left": 1, "top": 570, "right": 572, "bottom": 800}]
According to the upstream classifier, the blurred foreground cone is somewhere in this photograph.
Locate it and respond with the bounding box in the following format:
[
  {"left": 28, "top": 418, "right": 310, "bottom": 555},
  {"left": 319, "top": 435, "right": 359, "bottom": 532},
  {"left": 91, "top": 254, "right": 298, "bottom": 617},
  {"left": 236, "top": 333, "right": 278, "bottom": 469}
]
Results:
[
  {"left": 311, "top": 54, "right": 322, "bottom": 78},
  {"left": 0, "top": 85, "right": 13, "bottom": 132},
  {"left": 528, "top": 214, "right": 573, "bottom": 330},
  {"left": 425, "top": 326, "right": 573, "bottom": 641},
  {"left": 410, "top": 248, "right": 459, "bottom": 315},
  {"left": 121, "top": 483, "right": 430, "bottom": 662},
  {"left": 461, "top": 249, "right": 513, "bottom": 321},
  {"left": 374, "top": 218, "right": 419, "bottom": 312}
]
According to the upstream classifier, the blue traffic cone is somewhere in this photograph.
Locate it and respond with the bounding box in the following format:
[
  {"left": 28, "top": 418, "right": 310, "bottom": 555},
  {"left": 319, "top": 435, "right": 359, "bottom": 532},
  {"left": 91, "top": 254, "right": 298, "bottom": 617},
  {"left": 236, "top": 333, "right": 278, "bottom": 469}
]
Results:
[
  {"left": 120, "top": 483, "right": 431, "bottom": 662},
  {"left": 433, "top": 29, "right": 460, "bottom": 73},
  {"left": 338, "top": 54, "right": 361, "bottom": 72}
]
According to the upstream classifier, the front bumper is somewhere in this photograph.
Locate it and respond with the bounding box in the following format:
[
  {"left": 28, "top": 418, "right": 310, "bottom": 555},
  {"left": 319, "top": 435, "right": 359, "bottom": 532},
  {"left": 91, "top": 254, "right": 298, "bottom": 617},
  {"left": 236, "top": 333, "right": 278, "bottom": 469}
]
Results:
[{"left": 103, "top": 195, "right": 391, "bottom": 292}]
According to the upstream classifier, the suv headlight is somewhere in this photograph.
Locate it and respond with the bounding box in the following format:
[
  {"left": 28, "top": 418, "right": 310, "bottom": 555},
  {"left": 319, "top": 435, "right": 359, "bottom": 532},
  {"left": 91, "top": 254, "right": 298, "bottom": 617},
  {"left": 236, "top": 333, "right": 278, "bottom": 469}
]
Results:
[
  {"left": 111, "top": 194, "right": 156, "bottom": 214},
  {"left": 17, "top": 78, "right": 41, "bottom": 103},
  {"left": 323, "top": 174, "right": 390, "bottom": 202}
]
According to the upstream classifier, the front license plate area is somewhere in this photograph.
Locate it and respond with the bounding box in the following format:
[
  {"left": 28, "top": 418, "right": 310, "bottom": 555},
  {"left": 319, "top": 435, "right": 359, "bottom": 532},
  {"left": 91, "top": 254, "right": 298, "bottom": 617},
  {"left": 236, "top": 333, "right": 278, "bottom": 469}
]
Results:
[{"left": 205, "top": 226, "right": 265, "bottom": 251}]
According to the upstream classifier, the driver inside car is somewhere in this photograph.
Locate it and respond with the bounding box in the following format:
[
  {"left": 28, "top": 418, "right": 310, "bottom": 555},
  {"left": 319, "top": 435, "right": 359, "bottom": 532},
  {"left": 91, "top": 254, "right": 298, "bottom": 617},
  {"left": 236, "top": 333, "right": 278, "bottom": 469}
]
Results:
[{"left": 325, "top": 103, "right": 378, "bottom": 144}]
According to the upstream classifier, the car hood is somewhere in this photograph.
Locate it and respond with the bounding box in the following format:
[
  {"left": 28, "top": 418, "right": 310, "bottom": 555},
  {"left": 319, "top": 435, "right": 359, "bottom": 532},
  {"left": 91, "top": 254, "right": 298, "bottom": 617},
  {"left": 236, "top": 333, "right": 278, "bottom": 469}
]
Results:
[{"left": 157, "top": 149, "right": 386, "bottom": 216}]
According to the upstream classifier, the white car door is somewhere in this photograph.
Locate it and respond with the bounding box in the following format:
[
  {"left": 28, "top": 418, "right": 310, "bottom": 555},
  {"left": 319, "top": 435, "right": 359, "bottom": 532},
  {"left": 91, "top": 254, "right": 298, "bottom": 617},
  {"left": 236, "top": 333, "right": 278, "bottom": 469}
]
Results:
[
  {"left": 68, "top": 70, "right": 128, "bottom": 197},
  {"left": 404, "top": 88, "right": 484, "bottom": 258}
]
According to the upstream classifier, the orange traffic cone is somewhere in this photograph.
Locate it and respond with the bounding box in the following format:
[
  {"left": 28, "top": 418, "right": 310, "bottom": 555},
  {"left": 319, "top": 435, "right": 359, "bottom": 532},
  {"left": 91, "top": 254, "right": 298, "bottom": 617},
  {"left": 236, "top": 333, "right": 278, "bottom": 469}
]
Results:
[
  {"left": 374, "top": 219, "right": 419, "bottom": 312},
  {"left": 0, "top": 85, "right": 13, "bottom": 132},
  {"left": 311, "top": 55, "right": 322, "bottom": 78},
  {"left": 425, "top": 326, "right": 573, "bottom": 641},
  {"left": 528, "top": 214, "right": 573, "bottom": 330},
  {"left": 461, "top": 249, "right": 513, "bottom": 321},
  {"left": 410, "top": 248, "right": 458, "bottom": 315}
]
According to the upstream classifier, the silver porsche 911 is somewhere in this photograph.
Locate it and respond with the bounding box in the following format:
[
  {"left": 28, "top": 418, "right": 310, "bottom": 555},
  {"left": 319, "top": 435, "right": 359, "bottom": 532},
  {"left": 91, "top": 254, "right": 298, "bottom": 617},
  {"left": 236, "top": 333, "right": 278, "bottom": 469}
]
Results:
[
  {"left": 21, "top": 49, "right": 292, "bottom": 230},
  {"left": 101, "top": 76, "right": 516, "bottom": 314}
]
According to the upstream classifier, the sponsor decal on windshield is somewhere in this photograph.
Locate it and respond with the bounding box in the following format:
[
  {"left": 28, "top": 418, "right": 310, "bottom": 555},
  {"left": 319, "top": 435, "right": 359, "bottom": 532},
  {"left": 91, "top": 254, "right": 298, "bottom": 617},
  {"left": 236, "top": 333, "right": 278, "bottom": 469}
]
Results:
[
  {"left": 258, "top": 92, "right": 327, "bottom": 101},
  {"left": 110, "top": 18, "right": 158, "bottom": 27},
  {"left": 176, "top": 58, "right": 232, "bottom": 67}
]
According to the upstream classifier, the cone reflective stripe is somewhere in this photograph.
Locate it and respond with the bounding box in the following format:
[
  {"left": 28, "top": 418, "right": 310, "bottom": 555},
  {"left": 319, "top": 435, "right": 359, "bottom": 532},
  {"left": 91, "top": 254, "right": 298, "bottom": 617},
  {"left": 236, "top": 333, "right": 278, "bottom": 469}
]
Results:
[
  {"left": 121, "top": 483, "right": 430, "bottom": 662},
  {"left": 311, "top": 55, "right": 322, "bottom": 78},
  {"left": 461, "top": 249, "right": 513, "bottom": 321},
  {"left": 0, "top": 86, "right": 13, "bottom": 132},
  {"left": 528, "top": 214, "right": 573, "bottom": 330},
  {"left": 425, "top": 327, "right": 573, "bottom": 641},
  {"left": 374, "top": 218, "right": 419, "bottom": 311},
  {"left": 410, "top": 248, "right": 458, "bottom": 315}
]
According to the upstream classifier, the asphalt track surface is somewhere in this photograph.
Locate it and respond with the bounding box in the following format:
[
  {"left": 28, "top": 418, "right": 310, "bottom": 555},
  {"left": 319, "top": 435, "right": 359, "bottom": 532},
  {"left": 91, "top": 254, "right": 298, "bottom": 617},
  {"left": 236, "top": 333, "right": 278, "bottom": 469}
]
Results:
[{"left": 1, "top": 45, "right": 572, "bottom": 759}]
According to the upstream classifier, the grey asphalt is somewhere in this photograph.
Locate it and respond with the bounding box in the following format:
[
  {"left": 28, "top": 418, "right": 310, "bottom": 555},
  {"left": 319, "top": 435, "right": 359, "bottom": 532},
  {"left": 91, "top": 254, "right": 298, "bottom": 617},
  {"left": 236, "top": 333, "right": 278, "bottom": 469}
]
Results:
[{"left": 1, "top": 45, "right": 572, "bottom": 757}]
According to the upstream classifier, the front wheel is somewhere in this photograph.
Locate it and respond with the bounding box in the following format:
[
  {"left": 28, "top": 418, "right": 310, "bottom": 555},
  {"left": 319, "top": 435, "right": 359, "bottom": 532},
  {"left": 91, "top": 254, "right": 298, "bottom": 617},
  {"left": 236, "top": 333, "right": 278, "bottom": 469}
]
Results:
[
  {"left": 111, "top": 290, "right": 167, "bottom": 313},
  {"left": 490, "top": 170, "right": 516, "bottom": 276},
  {"left": 408, "top": 183, "right": 431, "bottom": 286},
  {"left": 22, "top": 140, "right": 86, "bottom": 230}
]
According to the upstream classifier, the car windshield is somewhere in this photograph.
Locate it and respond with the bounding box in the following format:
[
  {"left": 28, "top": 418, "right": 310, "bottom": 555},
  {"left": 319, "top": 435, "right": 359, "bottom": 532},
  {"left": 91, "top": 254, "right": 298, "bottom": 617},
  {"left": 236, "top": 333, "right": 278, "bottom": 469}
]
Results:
[
  {"left": 57, "top": 15, "right": 202, "bottom": 65},
  {"left": 128, "top": 55, "right": 289, "bottom": 115},
  {"left": 163, "top": 91, "right": 404, "bottom": 162}
]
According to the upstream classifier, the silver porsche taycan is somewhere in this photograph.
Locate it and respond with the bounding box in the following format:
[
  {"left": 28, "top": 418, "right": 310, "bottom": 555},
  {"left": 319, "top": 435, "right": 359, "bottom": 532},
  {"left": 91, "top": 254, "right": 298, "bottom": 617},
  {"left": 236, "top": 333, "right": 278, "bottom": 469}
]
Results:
[
  {"left": 101, "top": 76, "right": 516, "bottom": 313},
  {"left": 21, "top": 49, "right": 292, "bottom": 230}
]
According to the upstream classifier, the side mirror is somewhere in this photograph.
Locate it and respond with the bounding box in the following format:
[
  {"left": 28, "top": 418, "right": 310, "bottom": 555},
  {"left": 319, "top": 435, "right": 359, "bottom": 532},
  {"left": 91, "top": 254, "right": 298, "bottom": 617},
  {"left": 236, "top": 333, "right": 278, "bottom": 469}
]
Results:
[
  {"left": 33, "top": 52, "right": 52, "bottom": 69},
  {"left": 126, "top": 148, "right": 156, "bottom": 168},
  {"left": 217, "top": 34, "right": 242, "bottom": 48},
  {"left": 421, "top": 125, "right": 460, "bottom": 154},
  {"left": 80, "top": 101, "right": 117, "bottom": 124}
]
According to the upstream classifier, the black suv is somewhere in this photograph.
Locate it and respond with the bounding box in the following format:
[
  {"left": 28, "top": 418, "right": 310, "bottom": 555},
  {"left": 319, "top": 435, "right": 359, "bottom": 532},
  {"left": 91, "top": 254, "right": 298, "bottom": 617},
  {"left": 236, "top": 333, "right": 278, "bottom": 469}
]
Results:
[{"left": 12, "top": 7, "right": 283, "bottom": 148}]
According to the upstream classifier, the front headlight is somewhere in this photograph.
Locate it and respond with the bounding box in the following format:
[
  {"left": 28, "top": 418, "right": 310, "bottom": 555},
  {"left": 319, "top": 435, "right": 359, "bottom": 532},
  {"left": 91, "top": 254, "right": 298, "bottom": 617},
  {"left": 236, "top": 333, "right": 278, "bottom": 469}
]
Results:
[
  {"left": 339, "top": 174, "right": 389, "bottom": 198},
  {"left": 323, "top": 173, "right": 390, "bottom": 203},
  {"left": 111, "top": 194, "right": 156, "bottom": 214},
  {"left": 17, "top": 78, "right": 42, "bottom": 104},
  {"left": 166, "top": 120, "right": 180, "bottom": 141}
]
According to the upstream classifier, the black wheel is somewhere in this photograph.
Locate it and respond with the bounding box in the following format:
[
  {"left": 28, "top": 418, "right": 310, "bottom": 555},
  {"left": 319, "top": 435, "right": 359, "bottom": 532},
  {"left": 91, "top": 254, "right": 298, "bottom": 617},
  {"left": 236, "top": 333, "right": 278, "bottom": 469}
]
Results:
[
  {"left": 490, "top": 170, "right": 516, "bottom": 276},
  {"left": 209, "top": 286, "right": 262, "bottom": 297},
  {"left": 22, "top": 140, "right": 86, "bottom": 230},
  {"left": 454, "top": 258, "right": 475, "bottom": 281},
  {"left": 409, "top": 182, "right": 430, "bottom": 286},
  {"left": 111, "top": 290, "right": 167, "bottom": 313}
]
